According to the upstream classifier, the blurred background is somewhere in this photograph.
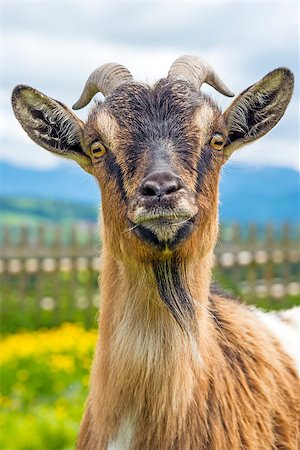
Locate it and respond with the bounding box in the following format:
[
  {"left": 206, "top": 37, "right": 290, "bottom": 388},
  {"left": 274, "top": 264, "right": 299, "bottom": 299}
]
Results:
[{"left": 0, "top": 1, "right": 299, "bottom": 449}]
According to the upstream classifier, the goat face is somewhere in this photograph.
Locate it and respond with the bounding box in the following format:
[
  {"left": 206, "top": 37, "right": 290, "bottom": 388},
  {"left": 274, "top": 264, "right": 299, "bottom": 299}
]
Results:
[
  {"left": 12, "top": 56, "right": 294, "bottom": 262},
  {"left": 84, "top": 79, "right": 226, "bottom": 255}
]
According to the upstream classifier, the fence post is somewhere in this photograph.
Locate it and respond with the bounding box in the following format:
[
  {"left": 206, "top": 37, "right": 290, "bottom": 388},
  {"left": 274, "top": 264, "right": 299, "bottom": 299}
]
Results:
[
  {"left": 1, "top": 222, "right": 299, "bottom": 332},
  {"left": 265, "top": 223, "right": 274, "bottom": 300}
]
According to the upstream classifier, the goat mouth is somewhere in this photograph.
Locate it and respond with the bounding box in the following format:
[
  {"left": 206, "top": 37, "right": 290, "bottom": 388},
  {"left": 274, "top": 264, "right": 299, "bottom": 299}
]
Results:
[
  {"left": 128, "top": 209, "right": 197, "bottom": 250},
  {"left": 134, "top": 211, "right": 193, "bottom": 226}
]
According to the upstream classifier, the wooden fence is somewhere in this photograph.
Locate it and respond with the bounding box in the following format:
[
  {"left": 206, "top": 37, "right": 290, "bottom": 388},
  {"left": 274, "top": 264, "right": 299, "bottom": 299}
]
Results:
[{"left": 0, "top": 223, "right": 299, "bottom": 332}]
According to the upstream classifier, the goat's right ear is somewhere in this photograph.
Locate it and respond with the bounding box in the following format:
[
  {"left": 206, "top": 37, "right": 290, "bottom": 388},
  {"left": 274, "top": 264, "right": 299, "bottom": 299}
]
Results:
[
  {"left": 12, "top": 85, "right": 93, "bottom": 174},
  {"left": 222, "top": 68, "right": 294, "bottom": 157}
]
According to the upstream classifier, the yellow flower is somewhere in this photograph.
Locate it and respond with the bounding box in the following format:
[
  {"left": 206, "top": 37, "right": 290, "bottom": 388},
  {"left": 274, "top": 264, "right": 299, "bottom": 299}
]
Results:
[
  {"left": 0, "top": 395, "right": 11, "bottom": 408},
  {"left": 55, "top": 404, "right": 67, "bottom": 419},
  {"left": 49, "top": 355, "right": 75, "bottom": 373},
  {"left": 0, "top": 323, "right": 97, "bottom": 365}
]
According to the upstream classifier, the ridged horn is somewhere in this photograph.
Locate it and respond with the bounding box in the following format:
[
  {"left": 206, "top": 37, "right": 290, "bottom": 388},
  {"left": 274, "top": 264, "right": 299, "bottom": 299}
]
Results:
[
  {"left": 73, "top": 63, "right": 133, "bottom": 110},
  {"left": 168, "top": 55, "right": 234, "bottom": 97}
]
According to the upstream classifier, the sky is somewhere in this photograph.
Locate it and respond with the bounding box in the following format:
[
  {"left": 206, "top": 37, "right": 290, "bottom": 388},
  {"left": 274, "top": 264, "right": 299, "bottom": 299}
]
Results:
[{"left": 0, "top": 1, "right": 299, "bottom": 172}]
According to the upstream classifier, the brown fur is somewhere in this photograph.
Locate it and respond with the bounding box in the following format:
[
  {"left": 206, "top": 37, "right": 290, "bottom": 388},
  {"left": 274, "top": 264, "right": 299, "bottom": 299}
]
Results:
[
  {"left": 77, "top": 247, "right": 299, "bottom": 449},
  {"left": 76, "top": 80, "right": 298, "bottom": 449},
  {"left": 73, "top": 79, "right": 299, "bottom": 449}
]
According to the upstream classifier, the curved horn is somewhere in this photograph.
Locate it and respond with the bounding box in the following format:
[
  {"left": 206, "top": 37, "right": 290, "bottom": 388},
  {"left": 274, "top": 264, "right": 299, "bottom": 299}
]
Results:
[
  {"left": 168, "top": 55, "right": 234, "bottom": 97},
  {"left": 73, "top": 63, "right": 133, "bottom": 110}
]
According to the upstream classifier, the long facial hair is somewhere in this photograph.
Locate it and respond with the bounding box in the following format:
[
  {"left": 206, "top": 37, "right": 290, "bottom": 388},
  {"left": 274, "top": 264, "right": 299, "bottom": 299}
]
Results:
[{"left": 152, "top": 257, "right": 196, "bottom": 332}]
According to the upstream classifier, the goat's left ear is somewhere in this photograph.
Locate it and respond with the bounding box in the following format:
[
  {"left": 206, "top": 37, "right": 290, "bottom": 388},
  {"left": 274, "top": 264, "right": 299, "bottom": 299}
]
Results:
[
  {"left": 12, "top": 85, "right": 93, "bottom": 174},
  {"left": 223, "top": 68, "right": 294, "bottom": 157}
]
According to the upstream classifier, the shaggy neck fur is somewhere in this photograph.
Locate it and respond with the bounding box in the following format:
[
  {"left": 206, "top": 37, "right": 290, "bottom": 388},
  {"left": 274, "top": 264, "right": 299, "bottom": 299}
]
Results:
[
  {"left": 77, "top": 243, "right": 299, "bottom": 450},
  {"left": 78, "top": 245, "right": 215, "bottom": 449}
]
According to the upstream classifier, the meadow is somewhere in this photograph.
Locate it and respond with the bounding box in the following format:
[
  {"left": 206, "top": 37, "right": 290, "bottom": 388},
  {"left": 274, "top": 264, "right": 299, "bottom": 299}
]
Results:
[{"left": 0, "top": 324, "right": 96, "bottom": 449}]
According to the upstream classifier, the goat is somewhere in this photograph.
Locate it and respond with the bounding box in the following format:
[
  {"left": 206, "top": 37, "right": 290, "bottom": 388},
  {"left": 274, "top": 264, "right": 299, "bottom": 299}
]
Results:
[{"left": 12, "top": 55, "right": 299, "bottom": 450}]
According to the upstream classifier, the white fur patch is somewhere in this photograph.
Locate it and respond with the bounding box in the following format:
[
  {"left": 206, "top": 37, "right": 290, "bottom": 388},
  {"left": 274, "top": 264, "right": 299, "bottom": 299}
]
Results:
[
  {"left": 254, "top": 307, "right": 300, "bottom": 375},
  {"left": 128, "top": 201, "right": 198, "bottom": 244},
  {"left": 142, "top": 220, "right": 186, "bottom": 242},
  {"left": 107, "top": 417, "right": 134, "bottom": 450}
]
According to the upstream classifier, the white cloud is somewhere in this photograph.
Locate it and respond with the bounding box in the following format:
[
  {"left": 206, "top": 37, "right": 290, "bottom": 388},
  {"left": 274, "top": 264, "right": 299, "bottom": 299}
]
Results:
[
  {"left": 2, "top": 29, "right": 238, "bottom": 93},
  {"left": 0, "top": 1, "right": 298, "bottom": 172},
  {"left": 1, "top": 2, "right": 297, "bottom": 57},
  {"left": 230, "top": 137, "right": 299, "bottom": 172},
  {"left": 0, "top": 140, "right": 61, "bottom": 170}
]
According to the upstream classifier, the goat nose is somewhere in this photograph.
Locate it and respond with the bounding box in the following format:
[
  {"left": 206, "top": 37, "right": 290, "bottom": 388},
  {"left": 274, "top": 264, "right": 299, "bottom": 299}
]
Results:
[{"left": 139, "top": 171, "right": 183, "bottom": 199}]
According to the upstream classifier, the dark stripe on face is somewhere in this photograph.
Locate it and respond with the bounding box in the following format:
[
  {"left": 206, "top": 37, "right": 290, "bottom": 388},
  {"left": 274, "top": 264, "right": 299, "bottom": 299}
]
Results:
[
  {"left": 123, "top": 139, "right": 144, "bottom": 179},
  {"left": 152, "top": 258, "right": 195, "bottom": 330},
  {"left": 196, "top": 146, "right": 214, "bottom": 193},
  {"left": 104, "top": 151, "right": 127, "bottom": 202},
  {"left": 169, "top": 220, "right": 195, "bottom": 249}
]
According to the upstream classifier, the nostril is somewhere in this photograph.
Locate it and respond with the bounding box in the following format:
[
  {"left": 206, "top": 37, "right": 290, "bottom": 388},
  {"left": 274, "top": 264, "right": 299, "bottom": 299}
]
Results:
[
  {"left": 165, "top": 180, "right": 182, "bottom": 195},
  {"left": 141, "top": 181, "right": 162, "bottom": 197},
  {"left": 139, "top": 171, "right": 183, "bottom": 199}
]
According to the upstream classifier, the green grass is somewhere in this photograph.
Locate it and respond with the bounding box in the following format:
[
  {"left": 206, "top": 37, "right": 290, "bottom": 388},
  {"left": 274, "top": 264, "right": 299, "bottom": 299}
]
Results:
[
  {"left": 0, "top": 324, "right": 96, "bottom": 450},
  {"left": 0, "top": 269, "right": 99, "bottom": 334},
  {"left": 0, "top": 197, "right": 98, "bottom": 226}
]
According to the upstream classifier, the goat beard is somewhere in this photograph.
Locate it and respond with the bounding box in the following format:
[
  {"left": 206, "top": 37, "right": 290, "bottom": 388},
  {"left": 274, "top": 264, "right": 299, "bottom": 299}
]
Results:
[{"left": 152, "top": 258, "right": 196, "bottom": 332}]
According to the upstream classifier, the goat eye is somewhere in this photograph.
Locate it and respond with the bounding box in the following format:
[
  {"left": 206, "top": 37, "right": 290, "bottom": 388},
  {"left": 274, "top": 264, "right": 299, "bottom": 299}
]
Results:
[
  {"left": 90, "top": 142, "right": 107, "bottom": 158},
  {"left": 209, "top": 133, "right": 225, "bottom": 151}
]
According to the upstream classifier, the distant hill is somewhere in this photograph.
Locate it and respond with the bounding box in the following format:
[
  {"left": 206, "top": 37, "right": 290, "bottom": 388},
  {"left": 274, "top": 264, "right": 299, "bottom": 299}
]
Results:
[
  {"left": 219, "top": 165, "right": 299, "bottom": 223},
  {"left": 0, "top": 162, "right": 99, "bottom": 204},
  {"left": 0, "top": 196, "right": 98, "bottom": 225},
  {"left": 0, "top": 162, "right": 299, "bottom": 224}
]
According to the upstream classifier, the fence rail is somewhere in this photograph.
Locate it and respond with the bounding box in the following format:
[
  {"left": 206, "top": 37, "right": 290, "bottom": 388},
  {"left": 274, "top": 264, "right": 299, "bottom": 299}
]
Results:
[{"left": 0, "top": 223, "right": 299, "bottom": 332}]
